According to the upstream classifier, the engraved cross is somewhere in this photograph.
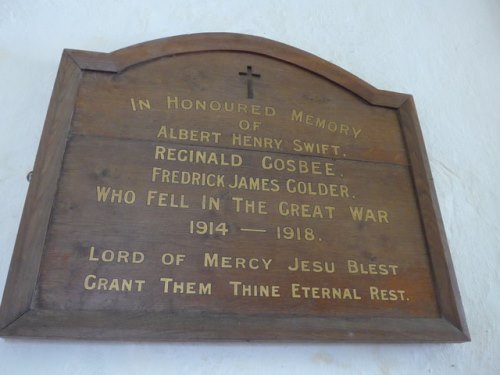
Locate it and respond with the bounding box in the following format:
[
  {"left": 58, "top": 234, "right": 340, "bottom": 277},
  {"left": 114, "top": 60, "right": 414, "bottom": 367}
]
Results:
[{"left": 239, "top": 65, "right": 261, "bottom": 99}]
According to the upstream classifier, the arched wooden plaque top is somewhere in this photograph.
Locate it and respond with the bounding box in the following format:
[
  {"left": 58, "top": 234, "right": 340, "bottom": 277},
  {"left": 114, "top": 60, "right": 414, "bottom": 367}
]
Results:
[{"left": 0, "top": 33, "right": 468, "bottom": 342}]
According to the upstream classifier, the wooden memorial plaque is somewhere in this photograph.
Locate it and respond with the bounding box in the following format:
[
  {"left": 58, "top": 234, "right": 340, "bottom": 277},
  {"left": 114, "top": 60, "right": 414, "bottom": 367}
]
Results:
[{"left": 0, "top": 33, "right": 468, "bottom": 341}]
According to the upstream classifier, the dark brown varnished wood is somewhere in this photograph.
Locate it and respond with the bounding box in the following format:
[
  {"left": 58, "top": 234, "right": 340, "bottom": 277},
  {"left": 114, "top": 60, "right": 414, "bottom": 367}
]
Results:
[{"left": 0, "top": 33, "right": 468, "bottom": 342}]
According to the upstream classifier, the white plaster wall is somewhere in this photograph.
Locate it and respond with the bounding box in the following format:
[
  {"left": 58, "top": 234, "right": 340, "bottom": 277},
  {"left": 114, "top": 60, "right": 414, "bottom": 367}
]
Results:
[{"left": 0, "top": 0, "right": 498, "bottom": 373}]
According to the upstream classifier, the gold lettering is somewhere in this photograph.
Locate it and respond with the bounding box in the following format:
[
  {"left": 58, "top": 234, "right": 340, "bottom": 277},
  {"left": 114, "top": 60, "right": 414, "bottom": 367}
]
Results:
[
  {"left": 88, "top": 246, "right": 144, "bottom": 263},
  {"left": 278, "top": 201, "right": 335, "bottom": 219},
  {"left": 204, "top": 252, "right": 272, "bottom": 270},
  {"left": 232, "top": 133, "right": 283, "bottom": 151},
  {"left": 291, "top": 109, "right": 361, "bottom": 139},
  {"left": 201, "top": 194, "right": 221, "bottom": 210},
  {"left": 95, "top": 186, "right": 136, "bottom": 204},
  {"left": 146, "top": 191, "right": 189, "bottom": 208},
  {"left": 165, "top": 95, "right": 275, "bottom": 116},
  {"left": 229, "top": 281, "right": 280, "bottom": 297},
  {"left": 347, "top": 260, "right": 398, "bottom": 275},
  {"left": 292, "top": 139, "right": 340, "bottom": 156},
  {"left": 285, "top": 179, "right": 349, "bottom": 198},
  {"left": 288, "top": 257, "right": 335, "bottom": 273},
  {"left": 130, "top": 98, "right": 151, "bottom": 111},
  {"left": 231, "top": 197, "right": 268, "bottom": 215},
  {"left": 88, "top": 246, "right": 99, "bottom": 261},
  {"left": 291, "top": 283, "right": 361, "bottom": 300},
  {"left": 155, "top": 145, "right": 166, "bottom": 159},
  {"left": 369, "top": 286, "right": 407, "bottom": 301},
  {"left": 291, "top": 109, "right": 303, "bottom": 122},
  {"left": 196, "top": 100, "right": 207, "bottom": 110},
  {"left": 155, "top": 146, "right": 242, "bottom": 167},
  {"left": 160, "top": 277, "right": 212, "bottom": 295},
  {"left": 181, "top": 99, "right": 193, "bottom": 110},
  {"left": 83, "top": 274, "right": 144, "bottom": 292},
  {"left": 161, "top": 253, "right": 186, "bottom": 266},
  {"left": 261, "top": 156, "right": 335, "bottom": 176},
  {"left": 350, "top": 206, "right": 390, "bottom": 223},
  {"left": 151, "top": 168, "right": 226, "bottom": 188},
  {"left": 228, "top": 175, "right": 280, "bottom": 192},
  {"left": 84, "top": 274, "right": 96, "bottom": 290},
  {"left": 166, "top": 96, "right": 179, "bottom": 109},
  {"left": 156, "top": 126, "right": 221, "bottom": 144}
]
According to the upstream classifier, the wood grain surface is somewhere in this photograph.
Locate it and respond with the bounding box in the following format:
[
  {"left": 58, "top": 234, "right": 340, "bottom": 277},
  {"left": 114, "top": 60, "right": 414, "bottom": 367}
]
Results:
[{"left": 0, "top": 33, "right": 468, "bottom": 342}]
